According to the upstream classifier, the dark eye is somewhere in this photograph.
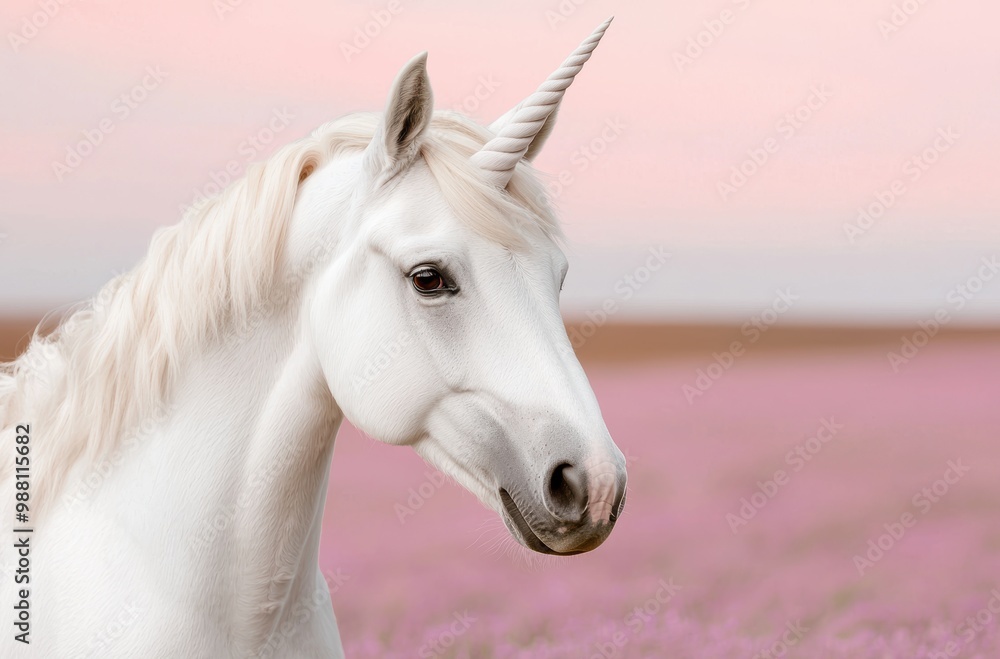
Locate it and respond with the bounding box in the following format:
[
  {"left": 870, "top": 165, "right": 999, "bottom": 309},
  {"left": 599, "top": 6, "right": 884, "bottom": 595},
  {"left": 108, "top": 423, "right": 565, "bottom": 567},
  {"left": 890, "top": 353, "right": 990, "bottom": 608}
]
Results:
[{"left": 411, "top": 267, "right": 450, "bottom": 295}]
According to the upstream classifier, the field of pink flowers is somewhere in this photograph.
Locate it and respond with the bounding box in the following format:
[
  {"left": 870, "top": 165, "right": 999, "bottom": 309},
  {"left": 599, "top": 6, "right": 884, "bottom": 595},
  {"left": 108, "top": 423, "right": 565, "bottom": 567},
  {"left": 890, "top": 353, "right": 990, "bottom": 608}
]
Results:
[{"left": 319, "top": 337, "right": 1000, "bottom": 658}]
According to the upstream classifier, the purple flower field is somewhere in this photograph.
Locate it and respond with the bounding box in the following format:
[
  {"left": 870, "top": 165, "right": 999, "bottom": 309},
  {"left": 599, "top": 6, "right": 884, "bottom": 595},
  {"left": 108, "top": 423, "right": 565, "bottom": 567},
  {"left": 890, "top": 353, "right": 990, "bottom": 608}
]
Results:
[{"left": 320, "top": 337, "right": 1000, "bottom": 658}]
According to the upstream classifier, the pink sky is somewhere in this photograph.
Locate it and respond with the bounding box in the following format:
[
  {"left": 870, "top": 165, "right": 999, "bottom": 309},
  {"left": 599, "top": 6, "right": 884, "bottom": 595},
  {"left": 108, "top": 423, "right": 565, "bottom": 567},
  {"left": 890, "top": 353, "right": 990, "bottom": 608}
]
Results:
[{"left": 2, "top": 0, "right": 999, "bottom": 319}]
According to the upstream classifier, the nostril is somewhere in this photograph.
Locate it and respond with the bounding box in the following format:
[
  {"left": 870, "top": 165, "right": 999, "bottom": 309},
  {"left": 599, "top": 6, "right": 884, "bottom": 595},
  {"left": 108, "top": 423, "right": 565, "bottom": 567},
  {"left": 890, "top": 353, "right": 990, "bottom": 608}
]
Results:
[{"left": 547, "top": 462, "right": 588, "bottom": 521}]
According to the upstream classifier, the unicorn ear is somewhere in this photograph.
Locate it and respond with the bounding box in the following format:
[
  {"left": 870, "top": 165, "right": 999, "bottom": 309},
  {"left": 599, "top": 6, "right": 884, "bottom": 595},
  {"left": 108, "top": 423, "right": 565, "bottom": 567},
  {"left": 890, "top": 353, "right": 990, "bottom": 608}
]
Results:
[
  {"left": 472, "top": 18, "right": 612, "bottom": 188},
  {"left": 487, "top": 104, "right": 560, "bottom": 162},
  {"left": 364, "top": 52, "right": 434, "bottom": 180}
]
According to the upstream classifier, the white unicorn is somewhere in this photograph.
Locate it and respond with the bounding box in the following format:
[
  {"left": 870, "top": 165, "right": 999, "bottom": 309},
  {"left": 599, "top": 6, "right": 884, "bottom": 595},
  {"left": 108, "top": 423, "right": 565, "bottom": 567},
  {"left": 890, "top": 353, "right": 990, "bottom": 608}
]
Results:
[{"left": 0, "top": 18, "right": 625, "bottom": 658}]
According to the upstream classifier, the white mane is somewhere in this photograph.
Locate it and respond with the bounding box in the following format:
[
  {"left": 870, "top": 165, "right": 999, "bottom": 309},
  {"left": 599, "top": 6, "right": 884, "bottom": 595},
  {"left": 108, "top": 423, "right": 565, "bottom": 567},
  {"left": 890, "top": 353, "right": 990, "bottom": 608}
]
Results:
[{"left": 0, "top": 111, "right": 560, "bottom": 514}]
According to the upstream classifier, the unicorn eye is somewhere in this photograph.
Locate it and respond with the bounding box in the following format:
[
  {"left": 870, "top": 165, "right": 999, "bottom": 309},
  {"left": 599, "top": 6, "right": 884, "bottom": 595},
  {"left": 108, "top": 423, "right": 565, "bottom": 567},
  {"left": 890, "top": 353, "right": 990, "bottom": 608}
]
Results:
[{"left": 410, "top": 267, "right": 452, "bottom": 295}]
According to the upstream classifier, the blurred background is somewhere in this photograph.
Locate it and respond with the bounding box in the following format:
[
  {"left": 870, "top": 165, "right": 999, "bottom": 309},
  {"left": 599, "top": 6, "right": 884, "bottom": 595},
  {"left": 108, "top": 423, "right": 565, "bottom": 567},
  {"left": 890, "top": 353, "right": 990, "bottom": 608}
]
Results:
[{"left": 2, "top": 0, "right": 999, "bottom": 656}]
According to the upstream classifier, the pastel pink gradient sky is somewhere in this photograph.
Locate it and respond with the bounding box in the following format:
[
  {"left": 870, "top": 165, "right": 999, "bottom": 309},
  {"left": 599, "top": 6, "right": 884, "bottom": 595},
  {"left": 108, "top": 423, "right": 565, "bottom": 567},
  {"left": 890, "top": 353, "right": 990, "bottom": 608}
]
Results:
[{"left": 2, "top": 0, "right": 998, "bottom": 320}]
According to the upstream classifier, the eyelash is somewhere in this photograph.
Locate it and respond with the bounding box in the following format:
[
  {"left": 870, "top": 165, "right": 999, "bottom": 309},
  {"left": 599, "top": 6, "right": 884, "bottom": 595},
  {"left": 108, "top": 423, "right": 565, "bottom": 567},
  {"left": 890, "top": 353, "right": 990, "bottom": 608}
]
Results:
[{"left": 409, "top": 265, "right": 458, "bottom": 296}]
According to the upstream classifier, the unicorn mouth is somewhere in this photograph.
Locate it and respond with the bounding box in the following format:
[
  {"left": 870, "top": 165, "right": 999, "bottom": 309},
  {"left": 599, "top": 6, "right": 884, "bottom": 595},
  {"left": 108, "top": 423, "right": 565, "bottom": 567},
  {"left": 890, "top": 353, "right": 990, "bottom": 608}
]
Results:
[{"left": 498, "top": 489, "right": 586, "bottom": 556}]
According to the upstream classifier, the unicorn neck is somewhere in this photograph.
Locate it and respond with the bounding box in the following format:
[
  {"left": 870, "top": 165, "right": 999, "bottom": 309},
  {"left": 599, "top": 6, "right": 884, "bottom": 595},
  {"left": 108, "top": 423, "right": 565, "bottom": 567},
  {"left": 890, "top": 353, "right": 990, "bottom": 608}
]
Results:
[
  {"left": 83, "top": 299, "right": 343, "bottom": 654},
  {"left": 223, "top": 319, "right": 342, "bottom": 651}
]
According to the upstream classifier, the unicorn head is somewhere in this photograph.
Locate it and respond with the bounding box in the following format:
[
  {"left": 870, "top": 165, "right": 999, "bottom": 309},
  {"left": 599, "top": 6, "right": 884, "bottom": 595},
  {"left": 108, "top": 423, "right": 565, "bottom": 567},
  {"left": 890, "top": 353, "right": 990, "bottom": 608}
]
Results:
[{"left": 296, "top": 18, "right": 625, "bottom": 555}]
